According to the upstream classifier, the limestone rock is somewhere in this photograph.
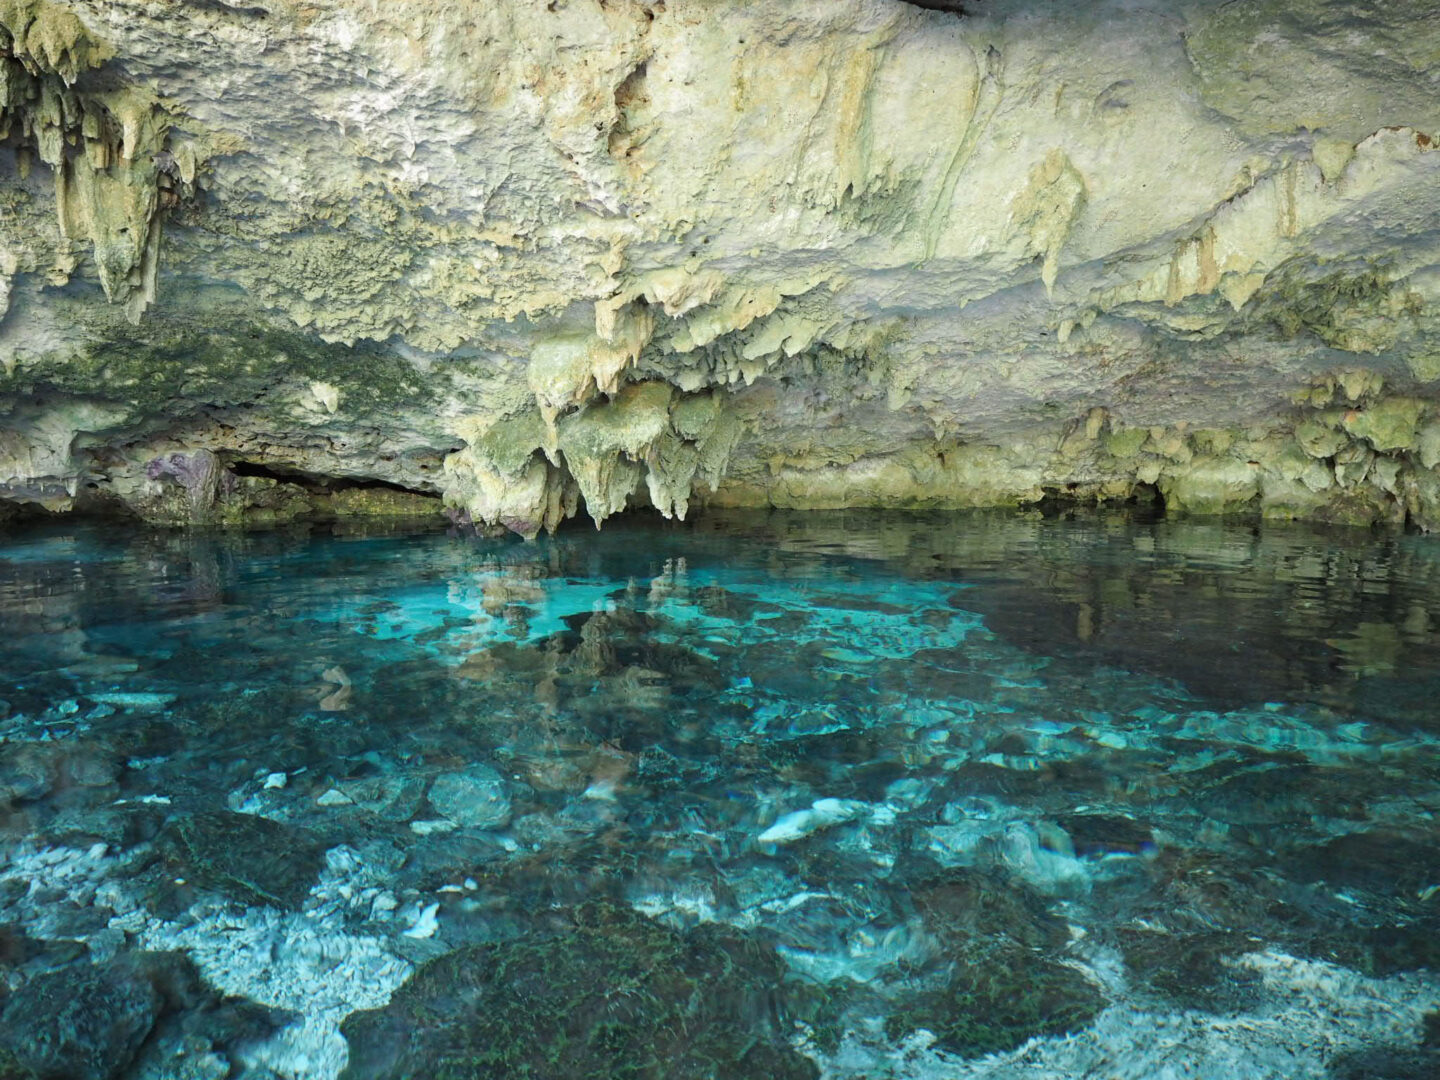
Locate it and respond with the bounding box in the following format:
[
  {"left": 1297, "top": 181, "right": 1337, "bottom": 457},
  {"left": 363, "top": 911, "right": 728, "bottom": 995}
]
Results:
[{"left": 0, "top": 0, "right": 1437, "bottom": 529}]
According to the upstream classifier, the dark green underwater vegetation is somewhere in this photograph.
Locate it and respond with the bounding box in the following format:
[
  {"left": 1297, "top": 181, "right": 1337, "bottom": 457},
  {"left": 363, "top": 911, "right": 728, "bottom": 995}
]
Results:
[{"left": 340, "top": 901, "right": 817, "bottom": 1080}]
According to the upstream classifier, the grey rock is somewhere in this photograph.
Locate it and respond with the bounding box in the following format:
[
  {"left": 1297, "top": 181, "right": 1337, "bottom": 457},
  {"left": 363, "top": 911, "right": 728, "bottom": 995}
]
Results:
[{"left": 427, "top": 765, "right": 512, "bottom": 830}]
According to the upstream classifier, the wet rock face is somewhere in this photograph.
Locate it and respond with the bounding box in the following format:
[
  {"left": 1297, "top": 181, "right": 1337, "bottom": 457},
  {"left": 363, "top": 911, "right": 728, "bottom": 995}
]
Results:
[
  {"left": 3, "top": 0, "right": 1440, "bottom": 531},
  {"left": 145, "top": 449, "right": 226, "bottom": 518}
]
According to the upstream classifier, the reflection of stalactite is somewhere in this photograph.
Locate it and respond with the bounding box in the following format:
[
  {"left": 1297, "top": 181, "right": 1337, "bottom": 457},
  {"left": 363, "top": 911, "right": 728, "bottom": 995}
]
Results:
[
  {"left": 318, "top": 666, "right": 352, "bottom": 711},
  {"left": 0, "top": 0, "right": 188, "bottom": 321}
]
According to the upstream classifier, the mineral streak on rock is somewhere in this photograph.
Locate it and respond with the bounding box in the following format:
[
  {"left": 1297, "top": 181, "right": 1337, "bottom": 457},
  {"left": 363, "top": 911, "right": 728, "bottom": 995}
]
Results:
[
  {"left": 1, "top": 0, "right": 1440, "bottom": 532},
  {"left": 145, "top": 446, "right": 223, "bottom": 516}
]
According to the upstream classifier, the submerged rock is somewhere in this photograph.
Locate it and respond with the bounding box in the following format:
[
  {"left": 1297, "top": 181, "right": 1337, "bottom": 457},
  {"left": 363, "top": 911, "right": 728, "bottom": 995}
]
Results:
[
  {"left": 0, "top": 949, "right": 282, "bottom": 1080},
  {"left": 148, "top": 810, "right": 326, "bottom": 912},
  {"left": 339, "top": 901, "right": 818, "bottom": 1080},
  {"left": 883, "top": 867, "right": 1105, "bottom": 1056},
  {"left": 758, "top": 798, "right": 870, "bottom": 846},
  {"left": 883, "top": 941, "right": 1104, "bottom": 1057},
  {"left": 1115, "top": 927, "right": 1262, "bottom": 1013},
  {"left": 1327, "top": 1044, "right": 1440, "bottom": 1080},
  {"left": 426, "top": 764, "right": 512, "bottom": 830}
]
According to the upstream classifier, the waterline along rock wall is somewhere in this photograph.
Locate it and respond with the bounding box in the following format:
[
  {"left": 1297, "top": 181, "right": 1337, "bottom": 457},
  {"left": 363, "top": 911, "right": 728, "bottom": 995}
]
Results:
[{"left": 2, "top": 0, "right": 1440, "bottom": 532}]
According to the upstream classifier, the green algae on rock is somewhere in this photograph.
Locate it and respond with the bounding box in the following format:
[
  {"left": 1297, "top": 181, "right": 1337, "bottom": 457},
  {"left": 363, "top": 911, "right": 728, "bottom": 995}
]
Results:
[
  {"left": 1114, "top": 928, "right": 1262, "bottom": 1013},
  {"left": 883, "top": 943, "right": 1104, "bottom": 1057},
  {"left": 880, "top": 867, "right": 1105, "bottom": 1056},
  {"left": 339, "top": 901, "right": 818, "bottom": 1080},
  {"left": 0, "top": 946, "right": 283, "bottom": 1080},
  {"left": 148, "top": 810, "right": 326, "bottom": 913}
]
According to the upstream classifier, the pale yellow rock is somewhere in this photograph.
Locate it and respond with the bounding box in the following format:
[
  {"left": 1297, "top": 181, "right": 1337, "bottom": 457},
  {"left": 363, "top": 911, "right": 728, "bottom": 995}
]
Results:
[
  {"left": 1160, "top": 457, "right": 1261, "bottom": 515},
  {"left": 310, "top": 381, "right": 340, "bottom": 414},
  {"left": 1312, "top": 138, "right": 1356, "bottom": 184},
  {"left": 1009, "top": 148, "right": 1087, "bottom": 296}
]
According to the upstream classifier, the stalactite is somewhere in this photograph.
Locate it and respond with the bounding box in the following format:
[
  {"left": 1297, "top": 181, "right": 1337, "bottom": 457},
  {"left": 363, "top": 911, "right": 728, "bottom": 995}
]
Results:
[
  {"left": 0, "top": 0, "right": 188, "bottom": 321},
  {"left": 443, "top": 383, "right": 745, "bottom": 537}
]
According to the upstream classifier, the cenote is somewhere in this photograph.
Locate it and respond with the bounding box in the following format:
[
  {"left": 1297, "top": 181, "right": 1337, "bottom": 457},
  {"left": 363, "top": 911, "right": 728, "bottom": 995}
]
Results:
[{"left": 0, "top": 507, "right": 1436, "bottom": 1080}]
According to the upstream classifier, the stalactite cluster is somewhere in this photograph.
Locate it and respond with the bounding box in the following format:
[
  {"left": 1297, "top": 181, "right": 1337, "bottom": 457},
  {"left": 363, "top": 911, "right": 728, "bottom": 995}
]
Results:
[{"left": 0, "top": 0, "right": 190, "bottom": 321}]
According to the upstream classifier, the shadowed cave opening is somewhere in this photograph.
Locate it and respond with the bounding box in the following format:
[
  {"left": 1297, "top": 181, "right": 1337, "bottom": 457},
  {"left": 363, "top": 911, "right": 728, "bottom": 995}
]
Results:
[
  {"left": 1035, "top": 480, "right": 1166, "bottom": 520},
  {"left": 225, "top": 459, "right": 440, "bottom": 498},
  {"left": 897, "top": 0, "right": 975, "bottom": 13}
]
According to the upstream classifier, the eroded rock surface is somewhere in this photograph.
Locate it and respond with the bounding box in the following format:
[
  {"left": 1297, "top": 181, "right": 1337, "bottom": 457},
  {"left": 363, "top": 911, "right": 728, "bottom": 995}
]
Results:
[{"left": 3, "top": 0, "right": 1440, "bottom": 530}]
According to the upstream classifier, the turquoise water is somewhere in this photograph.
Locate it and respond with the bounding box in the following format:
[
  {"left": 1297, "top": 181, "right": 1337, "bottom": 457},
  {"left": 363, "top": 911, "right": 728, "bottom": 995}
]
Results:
[{"left": 0, "top": 510, "right": 1437, "bottom": 1079}]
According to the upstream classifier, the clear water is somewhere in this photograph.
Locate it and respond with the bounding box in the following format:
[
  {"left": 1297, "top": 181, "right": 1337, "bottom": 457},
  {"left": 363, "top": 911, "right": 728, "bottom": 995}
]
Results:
[{"left": 0, "top": 509, "right": 1437, "bottom": 1080}]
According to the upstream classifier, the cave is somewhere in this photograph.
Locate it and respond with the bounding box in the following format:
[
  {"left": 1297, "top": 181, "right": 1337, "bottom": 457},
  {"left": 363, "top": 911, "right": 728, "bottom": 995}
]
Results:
[{"left": 0, "top": 3, "right": 1437, "bottom": 1079}]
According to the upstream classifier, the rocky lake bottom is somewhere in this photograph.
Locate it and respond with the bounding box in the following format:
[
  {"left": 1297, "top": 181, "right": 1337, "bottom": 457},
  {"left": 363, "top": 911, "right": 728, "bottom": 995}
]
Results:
[{"left": 0, "top": 507, "right": 1436, "bottom": 1079}]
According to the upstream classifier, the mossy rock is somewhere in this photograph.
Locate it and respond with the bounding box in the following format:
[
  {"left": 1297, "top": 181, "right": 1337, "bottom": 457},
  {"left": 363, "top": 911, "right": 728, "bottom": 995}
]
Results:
[
  {"left": 340, "top": 901, "right": 819, "bottom": 1080},
  {"left": 1304, "top": 920, "right": 1440, "bottom": 978},
  {"left": 1286, "top": 830, "right": 1440, "bottom": 899},
  {"left": 884, "top": 942, "right": 1103, "bottom": 1057},
  {"left": 1114, "top": 927, "right": 1261, "bottom": 1012},
  {"left": 0, "top": 1046, "right": 39, "bottom": 1080},
  {"left": 1341, "top": 398, "right": 1425, "bottom": 453},
  {"left": 909, "top": 866, "right": 1070, "bottom": 953},
  {"left": 152, "top": 810, "right": 325, "bottom": 911},
  {"left": 1326, "top": 1044, "right": 1440, "bottom": 1080},
  {"left": 885, "top": 870, "right": 1101, "bottom": 1058},
  {"left": 779, "top": 978, "right": 863, "bottom": 1056},
  {"left": 4, "top": 307, "right": 437, "bottom": 416}
]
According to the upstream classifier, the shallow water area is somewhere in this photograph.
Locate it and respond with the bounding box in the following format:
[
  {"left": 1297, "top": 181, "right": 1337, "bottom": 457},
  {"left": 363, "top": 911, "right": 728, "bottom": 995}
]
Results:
[{"left": 0, "top": 508, "right": 1437, "bottom": 1080}]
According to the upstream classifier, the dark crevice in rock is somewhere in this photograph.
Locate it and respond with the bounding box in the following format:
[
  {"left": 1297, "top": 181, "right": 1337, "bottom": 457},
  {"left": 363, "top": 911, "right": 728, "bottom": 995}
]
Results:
[
  {"left": 0, "top": 496, "right": 68, "bottom": 527},
  {"left": 897, "top": 0, "right": 975, "bottom": 14},
  {"left": 1130, "top": 481, "right": 1165, "bottom": 511},
  {"left": 177, "top": 0, "right": 270, "bottom": 16},
  {"left": 226, "top": 460, "right": 437, "bottom": 498},
  {"left": 1035, "top": 480, "right": 1166, "bottom": 520},
  {"left": 608, "top": 58, "right": 650, "bottom": 159}
]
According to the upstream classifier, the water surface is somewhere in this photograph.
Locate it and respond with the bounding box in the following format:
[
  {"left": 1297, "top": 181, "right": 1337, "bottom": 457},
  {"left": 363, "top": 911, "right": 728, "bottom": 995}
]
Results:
[{"left": 0, "top": 509, "right": 1437, "bottom": 1079}]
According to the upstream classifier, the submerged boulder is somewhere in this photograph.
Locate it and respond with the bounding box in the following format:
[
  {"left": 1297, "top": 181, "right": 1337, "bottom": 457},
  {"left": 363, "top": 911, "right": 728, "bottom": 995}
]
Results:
[
  {"left": 0, "top": 948, "right": 281, "bottom": 1080},
  {"left": 426, "top": 764, "right": 512, "bottom": 830},
  {"left": 340, "top": 901, "right": 818, "bottom": 1080},
  {"left": 883, "top": 941, "right": 1104, "bottom": 1057},
  {"left": 884, "top": 866, "right": 1105, "bottom": 1056},
  {"left": 148, "top": 810, "right": 326, "bottom": 912}
]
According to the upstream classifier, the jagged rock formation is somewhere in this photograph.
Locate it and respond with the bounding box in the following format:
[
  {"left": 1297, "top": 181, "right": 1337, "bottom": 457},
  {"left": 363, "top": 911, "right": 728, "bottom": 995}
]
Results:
[{"left": 2, "top": 0, "right": 1440, "bottom": 531}]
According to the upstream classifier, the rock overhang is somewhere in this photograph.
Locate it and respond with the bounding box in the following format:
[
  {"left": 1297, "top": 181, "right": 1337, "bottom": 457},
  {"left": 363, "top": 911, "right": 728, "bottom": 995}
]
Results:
[{"left": 0, "top": 0, "right": 1438, "bottom": 531}]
